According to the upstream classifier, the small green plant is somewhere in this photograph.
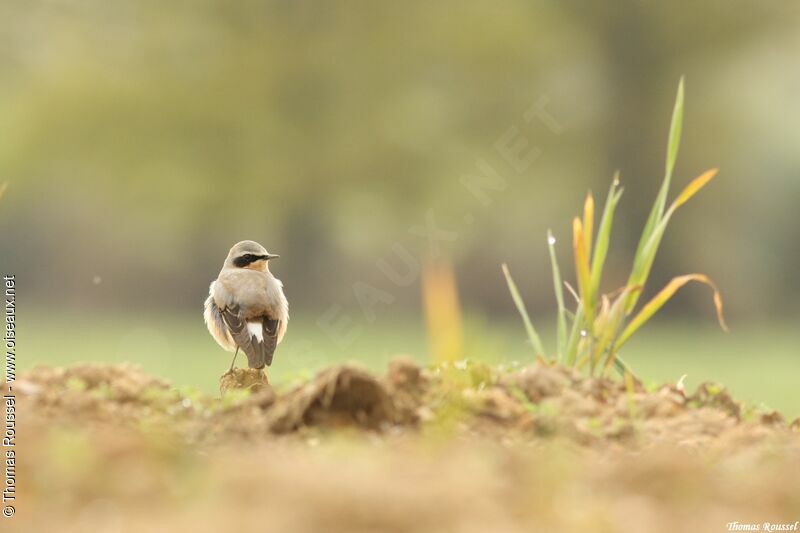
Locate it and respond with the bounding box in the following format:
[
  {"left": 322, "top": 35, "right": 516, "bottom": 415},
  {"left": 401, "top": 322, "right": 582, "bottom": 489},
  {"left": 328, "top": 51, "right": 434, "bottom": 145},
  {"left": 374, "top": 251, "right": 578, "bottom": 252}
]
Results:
[{"left": 503, "top": 79, "right": 727, "bottom": 376}]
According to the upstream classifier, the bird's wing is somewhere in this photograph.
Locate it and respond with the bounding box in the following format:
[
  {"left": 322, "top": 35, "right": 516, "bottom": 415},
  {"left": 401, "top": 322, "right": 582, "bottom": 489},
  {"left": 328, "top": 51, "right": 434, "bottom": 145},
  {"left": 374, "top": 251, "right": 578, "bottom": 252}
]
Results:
[
  {"left": 276, "top": 316, "right": 288, "bottom": 344},
  {"left": 204, "top": 295, "right": 236, "bottom": 351},
  {"left": 220, "top": 305, "right": 278, "bottom": 369}
]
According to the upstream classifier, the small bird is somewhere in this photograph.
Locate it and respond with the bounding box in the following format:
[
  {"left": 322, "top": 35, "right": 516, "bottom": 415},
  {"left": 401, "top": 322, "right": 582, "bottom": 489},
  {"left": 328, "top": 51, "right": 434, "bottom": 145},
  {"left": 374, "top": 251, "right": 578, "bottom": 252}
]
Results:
[{"left": 204, "top": 240, "right": 288, "bottom": 371}]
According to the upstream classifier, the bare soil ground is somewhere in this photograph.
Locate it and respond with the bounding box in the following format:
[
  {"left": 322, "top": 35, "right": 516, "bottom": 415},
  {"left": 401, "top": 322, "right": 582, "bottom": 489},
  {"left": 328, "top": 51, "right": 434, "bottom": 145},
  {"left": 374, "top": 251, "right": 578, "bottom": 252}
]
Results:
[{"left": 9, "top": 360, "right": 800, "bottom": 532}]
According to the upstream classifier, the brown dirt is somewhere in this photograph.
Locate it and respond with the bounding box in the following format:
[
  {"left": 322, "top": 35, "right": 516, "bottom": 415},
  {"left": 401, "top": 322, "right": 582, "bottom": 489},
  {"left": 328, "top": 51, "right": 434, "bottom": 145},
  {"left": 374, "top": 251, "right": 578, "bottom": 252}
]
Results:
[
  {"left": 9, "top": 359, "right": 800, "bottom": 532},
  {"left": 219, "top": 367, "right": 270, "bottom": 395}
]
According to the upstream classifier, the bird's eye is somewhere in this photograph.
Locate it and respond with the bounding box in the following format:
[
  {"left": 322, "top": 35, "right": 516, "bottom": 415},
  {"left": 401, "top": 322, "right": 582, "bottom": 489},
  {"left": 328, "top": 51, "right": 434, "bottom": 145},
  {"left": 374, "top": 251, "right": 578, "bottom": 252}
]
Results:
[{"left": 233, "top": 254, "right": 252, "bottom": 268}]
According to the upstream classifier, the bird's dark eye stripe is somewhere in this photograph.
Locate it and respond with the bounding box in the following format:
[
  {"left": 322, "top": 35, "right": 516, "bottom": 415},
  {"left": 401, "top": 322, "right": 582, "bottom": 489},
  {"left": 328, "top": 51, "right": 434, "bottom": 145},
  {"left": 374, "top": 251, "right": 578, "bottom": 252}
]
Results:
[{"left": 233, "top": 254, "right": 260, "bottom": 267}]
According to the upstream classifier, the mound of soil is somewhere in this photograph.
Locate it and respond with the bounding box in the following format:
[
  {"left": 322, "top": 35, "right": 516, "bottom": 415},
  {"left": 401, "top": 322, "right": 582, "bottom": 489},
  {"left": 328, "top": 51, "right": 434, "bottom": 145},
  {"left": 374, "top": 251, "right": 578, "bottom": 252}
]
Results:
[
  {"left": 219, "top": 367, "right": 270, "bottom": 395},
  {"left": 14, "top": 359, "right": 798, "bottom": 450},
  {"left": 9, "top": 360, "right": 800, "bottom": 533}
]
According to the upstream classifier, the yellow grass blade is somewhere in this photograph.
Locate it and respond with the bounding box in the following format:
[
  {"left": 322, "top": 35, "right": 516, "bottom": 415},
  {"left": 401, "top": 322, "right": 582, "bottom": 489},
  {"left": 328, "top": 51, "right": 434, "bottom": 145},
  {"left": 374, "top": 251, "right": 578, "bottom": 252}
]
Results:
[
  {"left": 422, "top": 261, "right": 464, "bottom": 364},
  {"left": 572, "top": 217, "right": 593, "bottom": 327},
  {"left": 582, "top": 193, "right": 594, "bottom": 259},
  {"left": 669, "top": 168, "right": 718, "bottom": 212},
  {"left": 0, "top": 182, "right": 8, "bottom": 201},
  {"left": 616, "top": 273, "right": 727, "bottom": 350},
  {"left": 625, "top": 168, "right": 720, "bottom": 314}
]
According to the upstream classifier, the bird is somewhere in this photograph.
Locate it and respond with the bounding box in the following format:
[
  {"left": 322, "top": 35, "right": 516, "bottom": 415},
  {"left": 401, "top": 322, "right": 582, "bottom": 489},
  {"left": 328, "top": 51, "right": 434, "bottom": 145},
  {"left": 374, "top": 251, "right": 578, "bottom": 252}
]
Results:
[{"left": 204, "top": 240, "right": 288, "bottom": 371}]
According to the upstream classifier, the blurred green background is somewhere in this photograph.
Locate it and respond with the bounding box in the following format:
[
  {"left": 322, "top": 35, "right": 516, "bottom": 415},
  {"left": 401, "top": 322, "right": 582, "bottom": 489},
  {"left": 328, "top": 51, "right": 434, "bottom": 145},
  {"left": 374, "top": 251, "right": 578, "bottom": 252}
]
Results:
[{"left": 1, "top": 2, "right": 798, "bottom": 414}]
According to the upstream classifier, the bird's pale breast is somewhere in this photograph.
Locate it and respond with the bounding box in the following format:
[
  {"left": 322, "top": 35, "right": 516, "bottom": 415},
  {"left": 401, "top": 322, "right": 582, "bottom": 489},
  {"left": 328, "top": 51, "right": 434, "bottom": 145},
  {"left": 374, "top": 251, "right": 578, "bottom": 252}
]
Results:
[{"left": 215, "top": 269, "right": 286, "bottom": 320}]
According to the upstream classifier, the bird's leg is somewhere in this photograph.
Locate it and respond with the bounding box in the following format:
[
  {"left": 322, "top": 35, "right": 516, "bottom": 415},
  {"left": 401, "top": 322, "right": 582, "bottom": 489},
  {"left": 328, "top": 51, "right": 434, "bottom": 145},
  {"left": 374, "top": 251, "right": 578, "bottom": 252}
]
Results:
[{"left": 229, "top": 346, "right": 240, "bottom": 372}]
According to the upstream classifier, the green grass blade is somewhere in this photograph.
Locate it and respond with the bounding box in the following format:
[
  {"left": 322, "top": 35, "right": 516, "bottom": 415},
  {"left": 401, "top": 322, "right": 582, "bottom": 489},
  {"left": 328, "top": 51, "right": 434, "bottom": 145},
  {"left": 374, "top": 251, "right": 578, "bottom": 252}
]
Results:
[
  {"left": 613, "top": 354, "right": 633, "bottom": 377},
  {"left": 547, "top": 230, "right": 567, "bottom": 361},
  {"left": 590, "top": 174, "right": 622, "bottom": 299},
  {"left": 626, "top": 78, "right": 685, "bottom": 314},
  {"left": 564, "top": 303, "right": 584, "bottom": 366},
  {"left": 625, "top": 167, "right": 719, "bottom": 313},
  {"left": 665, "top": 77, "right": 685, "bottom": 182},
  {"left": 502, "top": 263, "right": 548, "bottom": 358}
]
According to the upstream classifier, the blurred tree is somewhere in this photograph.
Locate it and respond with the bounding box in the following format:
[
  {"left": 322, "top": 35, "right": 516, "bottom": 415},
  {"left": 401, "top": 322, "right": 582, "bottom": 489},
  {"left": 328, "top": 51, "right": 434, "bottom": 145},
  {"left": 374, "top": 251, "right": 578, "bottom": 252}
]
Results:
[{"left": 0, "top": 1, "right": 797, "bottom": 318}]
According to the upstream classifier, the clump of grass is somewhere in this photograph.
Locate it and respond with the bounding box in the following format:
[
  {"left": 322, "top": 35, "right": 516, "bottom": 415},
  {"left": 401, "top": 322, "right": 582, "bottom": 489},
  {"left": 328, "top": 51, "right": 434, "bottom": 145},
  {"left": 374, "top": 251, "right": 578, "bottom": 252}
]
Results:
[{"left": 503, "top": 78, "right": 727, "bottom": 377}]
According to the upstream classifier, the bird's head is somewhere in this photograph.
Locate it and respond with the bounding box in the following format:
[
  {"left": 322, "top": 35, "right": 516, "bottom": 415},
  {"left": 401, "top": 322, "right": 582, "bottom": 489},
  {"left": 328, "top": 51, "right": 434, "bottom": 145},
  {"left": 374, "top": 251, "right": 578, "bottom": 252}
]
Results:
[{"left": 225, "top": 240, "right": 279, "bottom": 272}]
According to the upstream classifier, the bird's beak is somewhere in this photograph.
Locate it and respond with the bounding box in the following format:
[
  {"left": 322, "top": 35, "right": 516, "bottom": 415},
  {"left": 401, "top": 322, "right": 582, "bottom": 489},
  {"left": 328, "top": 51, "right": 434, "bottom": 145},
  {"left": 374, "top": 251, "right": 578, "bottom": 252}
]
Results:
[{"left": 265, "top": 254, "right": 280, "bottom": 260}]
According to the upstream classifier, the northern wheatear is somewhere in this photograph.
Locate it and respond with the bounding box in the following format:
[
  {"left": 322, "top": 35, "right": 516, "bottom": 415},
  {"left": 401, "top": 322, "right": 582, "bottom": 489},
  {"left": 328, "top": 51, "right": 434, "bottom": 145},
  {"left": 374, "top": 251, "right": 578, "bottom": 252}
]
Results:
[{"left": 204, "top": 240, "right": 288, "bottom": 370}]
